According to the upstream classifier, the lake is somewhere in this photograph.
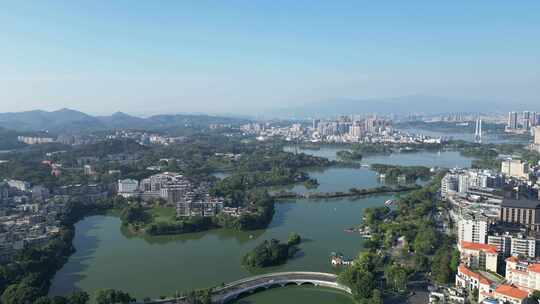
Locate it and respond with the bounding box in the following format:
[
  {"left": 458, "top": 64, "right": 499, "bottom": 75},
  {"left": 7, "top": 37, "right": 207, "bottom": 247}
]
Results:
[
  {"left": 401, "top": 127, "right": 531, "bottom": 144},
  {"left": 49, "top": 195, "right": 389, "bottom": 302},
  {"left": 49, "top": 148, "right": 474, "bottom": 302},
  {"left": 284, "top": 145, "right": 474, "bottom": 168}
]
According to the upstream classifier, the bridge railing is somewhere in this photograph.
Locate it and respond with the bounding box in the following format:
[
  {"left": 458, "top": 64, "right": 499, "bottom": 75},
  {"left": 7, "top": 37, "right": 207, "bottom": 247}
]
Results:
[{"left": 213, "top": 271, "right": 338, "bottom": 292}]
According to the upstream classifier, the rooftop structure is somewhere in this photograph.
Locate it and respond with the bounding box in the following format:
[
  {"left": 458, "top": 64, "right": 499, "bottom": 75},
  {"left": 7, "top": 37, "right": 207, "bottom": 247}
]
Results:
[{"left": 458, "top": 241, "right": 498, "bottom": 273}]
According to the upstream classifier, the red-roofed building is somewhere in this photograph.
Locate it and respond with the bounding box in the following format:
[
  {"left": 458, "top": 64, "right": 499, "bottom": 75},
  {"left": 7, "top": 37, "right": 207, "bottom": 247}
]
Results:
[
  {"left": 505, "top": 257, "right": 540, "bottom": 292},
  {"left": 493, "top": 284, "right": 528, "bottom": 304},
  {"left": 459, "top": 241, "right": 499, "bottom": 272},
  {"left": 455, "top": 264, "right": 494, "bottom": 302}
]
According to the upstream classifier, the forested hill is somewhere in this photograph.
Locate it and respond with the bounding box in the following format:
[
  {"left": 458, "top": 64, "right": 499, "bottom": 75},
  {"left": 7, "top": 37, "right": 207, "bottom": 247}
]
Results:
[
  {"left": 0, "top": 109, "right": 250, "bottom": 133},
  {"left": 0, "top": 128, "right": 26, "bottom": 150}
]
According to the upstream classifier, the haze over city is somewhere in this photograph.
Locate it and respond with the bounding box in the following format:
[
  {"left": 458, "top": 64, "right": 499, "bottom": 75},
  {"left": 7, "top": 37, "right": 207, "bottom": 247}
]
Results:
[
  {"left": 1, "top": 1, "right": 540, "bottom": 116},
  {"left": 3, "top": 3, "right": 540, "bottom": 304}
]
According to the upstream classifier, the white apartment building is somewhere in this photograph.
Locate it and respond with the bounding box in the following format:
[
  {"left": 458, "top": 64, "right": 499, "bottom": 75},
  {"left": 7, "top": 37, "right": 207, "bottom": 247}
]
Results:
[
  {"left": 6, "top": 180, "right": 30, "bottom": 192},
  {"left": 488, "top": 232, "right": 538, "bottom": 258},
  {"left": 458, "top": 213, "right": 488, "bottom": 244},
  {"left": 117, "top": 179, "right": 139, "bottom": 197},
  {"left": 505, "top": 256, "right": 540, "bottom": 293},
  {"left": 441, "top": 169, "right": 503, "bottom": 198},
  {"left": 441, "top": 173, "right": 459, "bottom": 198},
  {"left": 511, "top": 237, "right": 537, "bottom": 258}
]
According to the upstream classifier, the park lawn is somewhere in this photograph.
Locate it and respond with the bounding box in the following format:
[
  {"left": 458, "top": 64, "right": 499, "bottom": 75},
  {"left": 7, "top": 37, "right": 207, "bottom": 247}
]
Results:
[{"left": 148, "top": 206, "right": 177, "bottom": 222}]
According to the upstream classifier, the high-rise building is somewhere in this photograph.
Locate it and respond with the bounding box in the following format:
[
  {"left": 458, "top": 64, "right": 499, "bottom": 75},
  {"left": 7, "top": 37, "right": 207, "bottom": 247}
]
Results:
[
  {"left": 501, "top": 158, "right": 529, "bottom": 179},
  {"left": 458, "top": 213, "right": 488, "bottom": 244},
  {"left": 531, "top": 112, "right": 539, "bottom": 127},
  {"left": 441, "top": 173, "right": 459, "bottom": 198},
  {"left": 500, "top": 199, "right": 540, "bottom": 231},
  {"left": 511, "top": 236, "right": 537, "bottom": 258},
  {"left": 348, "top": 122, "right": 364, "bottom": 139},
  {"left": 487, "top": 234, "right": 512, "bottom": 257},
  {"left": 508, "top": 111, "right": 519, "bottom": 130},
  {"left": 523, "top": 111, "right": 532, "bottom": 130}
]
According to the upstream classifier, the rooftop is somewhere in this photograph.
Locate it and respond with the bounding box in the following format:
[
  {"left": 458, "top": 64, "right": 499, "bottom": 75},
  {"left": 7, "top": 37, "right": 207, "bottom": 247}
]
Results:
[
  {"left": 460, "top": 241, "right": 498, "bottom": 254},
  {"left": 458, "top": 264, "right": 491, "bottom": 285},
  {"left": 494, "top": 284, "right": 528, "bottom": 300},
  {"left": 501, "top": 198, "right": 540, "bottom": 209}
]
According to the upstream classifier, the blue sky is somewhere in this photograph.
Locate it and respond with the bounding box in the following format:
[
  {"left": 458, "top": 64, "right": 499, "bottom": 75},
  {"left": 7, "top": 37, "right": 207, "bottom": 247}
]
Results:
[{"left": 1, "top": 1, "right": 539, "bottom": 115}]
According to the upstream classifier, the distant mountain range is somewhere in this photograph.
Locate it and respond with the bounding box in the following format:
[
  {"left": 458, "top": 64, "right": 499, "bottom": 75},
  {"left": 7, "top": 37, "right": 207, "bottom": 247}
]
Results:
[
  {"left": 0, "top": 109, "right": 249, "bottom": 133},
  {"left": 271, "top": 94, "right": 538, "bottom": 118}
]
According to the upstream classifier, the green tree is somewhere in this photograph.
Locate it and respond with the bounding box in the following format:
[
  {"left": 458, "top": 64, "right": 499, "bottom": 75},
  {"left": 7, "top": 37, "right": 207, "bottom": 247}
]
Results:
[
  {"left": 34, "top": 298, "right": 54, "bottom": 304},
  {"left": 370, "top": 289, "right": 383, "bottom": 304},
  {"left": 95, "top": 289, "right": 134, "bottom": 304},
  {"left": 287, "top": 233, "right": 301, "bottom": 246},
  {"left": 69, "top": 291, "right": 90, "bottom": 304},
  {"left": 384, "top": 264, "right": 408, "bottom": 293},
  {"left": 449, "top": 248, "right": 460, "bottom": 273},
  {"left": 431, "top": 248, "right": 452, "bottom": 284},
  {"left": 413, "top": 253, "right": 429, "bottom": 272},
  {"left": 0, "top": 283, "right": 41, "bottom": 304},
  {"left": 413, "top": 226, "right": 437, "bottom": 255},
  {"left": 526, "top": 290, "right": 540, "bottom": 303},
  {"left": 338, "top": 265, "right": 375, "bottom": 300}
]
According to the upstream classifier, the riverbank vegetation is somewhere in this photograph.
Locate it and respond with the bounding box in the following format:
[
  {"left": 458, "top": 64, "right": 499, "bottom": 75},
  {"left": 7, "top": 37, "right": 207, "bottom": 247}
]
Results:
[
  {"left": 370, "top": 164, "right": 433, "bottom": 182},
  {"left": 0, "top": 197, "right": 133, "bottom": 304},
  {"left": 241, "top": 234, "right": 302, "bottom": 268},
  {"left": 450, "top": 141, "right": 540, "bottom": 170},
  {"left": 272, "top": 184, "right": 421, "bottom": 200},
  {"left": 336, "top": 150, "right": 363, "bottom": 161},
  {"left": 338, "top": 172, "right": 460, "bottom": 303}
]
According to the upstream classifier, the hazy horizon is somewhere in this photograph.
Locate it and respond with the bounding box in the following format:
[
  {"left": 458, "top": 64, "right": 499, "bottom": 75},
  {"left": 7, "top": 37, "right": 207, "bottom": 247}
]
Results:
[{"left": 1, "top": 1, "right": 539, "bottom": 115}]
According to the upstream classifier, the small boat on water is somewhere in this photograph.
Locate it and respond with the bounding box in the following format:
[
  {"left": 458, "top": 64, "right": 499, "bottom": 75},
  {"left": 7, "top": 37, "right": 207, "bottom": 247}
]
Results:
[{"left": 384, "top": 199, "right": 394, "bottom": 206}]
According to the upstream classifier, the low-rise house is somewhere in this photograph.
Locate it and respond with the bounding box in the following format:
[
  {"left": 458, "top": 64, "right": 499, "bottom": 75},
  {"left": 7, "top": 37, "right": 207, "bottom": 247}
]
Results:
[
  {"left": 455, "top": 264, "right": 493, "bottom": 301},
  {"left": 492, "top": 284, "right": 528, "bottom": 304}
]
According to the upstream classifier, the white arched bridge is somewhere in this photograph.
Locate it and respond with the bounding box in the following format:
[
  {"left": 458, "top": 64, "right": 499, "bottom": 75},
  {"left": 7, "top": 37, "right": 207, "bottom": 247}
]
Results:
[{"left": 147, "top": 271, "right": 352, "bottom": 304}]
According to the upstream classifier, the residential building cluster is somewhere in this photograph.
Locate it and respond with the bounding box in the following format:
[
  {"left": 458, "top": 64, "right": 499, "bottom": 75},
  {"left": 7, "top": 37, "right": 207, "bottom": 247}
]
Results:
[
  {"left": 441, "top": 161, "right": 540, "bottom": 303},
  {"left": 241, "top": 117, "right": 443, "bottom": 144},
  {"left": 118, "top": 172, "right": 225, "bottom": 217},
  {"left": 106, "top": 130, "right": 186, "bottom": 146},
  {"left": 506, "top": 111, "right": 540, "bottom": 135},
  {"left": 17, "top": 136, "right": 55, "bottom": 145},
  {"left": 0, "top": 180, "right": 69, "bottom": 263}
]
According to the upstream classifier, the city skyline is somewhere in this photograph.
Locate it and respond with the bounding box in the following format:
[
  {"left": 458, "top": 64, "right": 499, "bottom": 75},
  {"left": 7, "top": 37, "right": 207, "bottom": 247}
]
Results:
[{"left": 1, "top": 1, "right": 540, "bottom": 115}]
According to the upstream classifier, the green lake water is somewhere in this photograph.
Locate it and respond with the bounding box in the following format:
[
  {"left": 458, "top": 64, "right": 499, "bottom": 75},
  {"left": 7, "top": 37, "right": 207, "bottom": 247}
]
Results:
[
  {"left": 50, "top": 195, "right": 390, "bottom": 301},
  {"left": 283, "top": 145, "right": 474, "bottom": 168},
  {"left": 49, "top": 148, "right": 474, "bottom": 302}
]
